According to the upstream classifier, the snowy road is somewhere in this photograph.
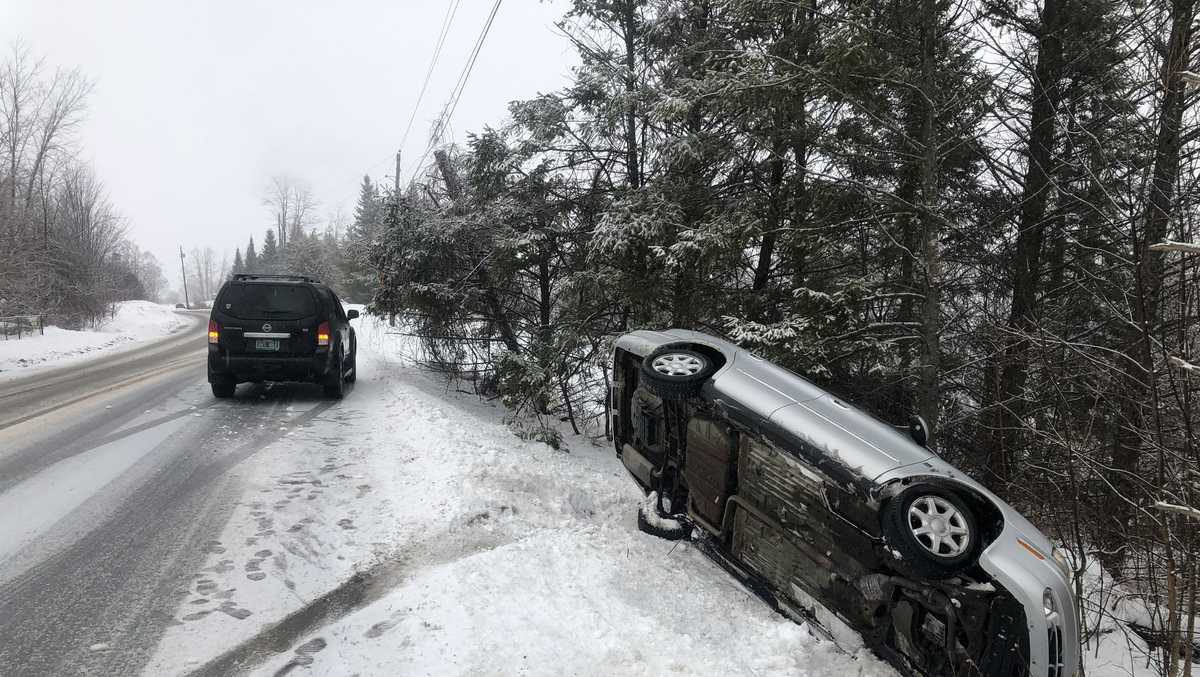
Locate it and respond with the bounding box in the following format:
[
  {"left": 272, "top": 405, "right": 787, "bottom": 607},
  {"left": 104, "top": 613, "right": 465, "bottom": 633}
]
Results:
[
  {"left": 0, "top": 310, "right": 207, "bottom": 430},
  {"left": 0, "top": 312, "right": 340, "bottom": 675}
]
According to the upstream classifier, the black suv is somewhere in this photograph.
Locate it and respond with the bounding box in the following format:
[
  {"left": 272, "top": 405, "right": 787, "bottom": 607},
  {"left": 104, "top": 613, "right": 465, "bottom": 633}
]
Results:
[{"left": 207, "top": 274, "right": 358, "bottom": 399}]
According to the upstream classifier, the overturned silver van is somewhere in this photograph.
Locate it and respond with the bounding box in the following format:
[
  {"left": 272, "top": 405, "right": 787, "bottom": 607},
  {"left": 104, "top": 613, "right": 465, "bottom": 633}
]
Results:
[{"left": 611, "top": 329, "right": 1078, "bottom": 677}]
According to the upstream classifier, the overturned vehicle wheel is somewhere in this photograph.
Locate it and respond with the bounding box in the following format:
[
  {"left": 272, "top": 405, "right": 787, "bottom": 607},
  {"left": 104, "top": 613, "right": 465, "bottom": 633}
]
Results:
[
  {"left": 882, "top": 484, "right": 980, "bottom": 579},
  {"left": 639, "top": 347, "right": 716, "bottom": 400}
]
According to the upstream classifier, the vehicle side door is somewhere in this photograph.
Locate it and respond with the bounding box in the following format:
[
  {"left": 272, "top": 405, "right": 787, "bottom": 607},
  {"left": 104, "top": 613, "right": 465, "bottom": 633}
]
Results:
[{"left": 329, "top": 290, "right": 352, "bottom": 356}]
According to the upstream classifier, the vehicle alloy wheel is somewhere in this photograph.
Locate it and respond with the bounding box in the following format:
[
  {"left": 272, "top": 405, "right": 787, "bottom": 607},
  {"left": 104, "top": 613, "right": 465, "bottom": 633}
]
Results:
[
  {"left": 907, "top": 495, "right": 971, "bottom": 559},
  {"left": 882, "top": 484, "right": 979, "bottom": 579},
  {"left": 639, "top": 347, "right": 716, "bottom": 400},
  {"left": 652, "top": 353, "right": 705, "bottom": 377}
]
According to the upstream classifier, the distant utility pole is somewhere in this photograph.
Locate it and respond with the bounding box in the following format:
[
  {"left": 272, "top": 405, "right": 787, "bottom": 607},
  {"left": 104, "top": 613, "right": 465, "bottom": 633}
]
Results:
[
  {"left": 394, "top": 149, "right": 402, "bottom": 194},
  {"left": 179, "top": 246, "right": 191, "bottom": 310}
]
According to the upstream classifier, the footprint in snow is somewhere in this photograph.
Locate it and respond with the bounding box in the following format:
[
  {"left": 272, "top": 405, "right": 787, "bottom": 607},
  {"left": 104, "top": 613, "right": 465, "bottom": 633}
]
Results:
[
  {"left": 273, "top": 637, "right": 328, "bottom": 676},
  {"left": 216, "top": 601, "right": 252, "bottom": 620},
  {"left": 365, "top": 615, "right": 401, "bottom": 639}
]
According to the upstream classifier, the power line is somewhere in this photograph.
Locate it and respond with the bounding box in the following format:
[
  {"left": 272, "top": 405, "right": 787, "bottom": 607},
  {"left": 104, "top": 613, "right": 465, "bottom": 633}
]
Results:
[
  {"left": 409, "top": 0, "right": 504, "bottom": 183},
  {"left": 348, "top": 0, "right": 462, "bottom": 193},
  {"left": 435, "top": 0, "right": 502, "bottom": 141},
  {"left": 399, "top": 0, "right": 463, "bottom": 154}
]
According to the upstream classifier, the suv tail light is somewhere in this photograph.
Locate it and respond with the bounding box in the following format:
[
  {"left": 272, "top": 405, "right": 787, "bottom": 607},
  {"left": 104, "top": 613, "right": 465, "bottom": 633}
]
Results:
[
  {"left": 317, "top": 321, "right": 330, "bottom": 347},
  {"left": 208, "top": 320, "right": 220, "bottom": 344}
]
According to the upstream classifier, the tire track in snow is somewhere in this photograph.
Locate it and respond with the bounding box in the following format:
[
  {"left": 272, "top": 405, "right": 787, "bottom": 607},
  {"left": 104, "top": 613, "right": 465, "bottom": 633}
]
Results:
[{"left": 185, "top": 525, "right": 516, "bottom": 677}]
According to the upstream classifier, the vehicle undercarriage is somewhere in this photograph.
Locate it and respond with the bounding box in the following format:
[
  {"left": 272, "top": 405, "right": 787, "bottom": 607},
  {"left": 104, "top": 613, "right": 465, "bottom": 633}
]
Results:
[{"left": 613, "top": 350, "right": 1032, "bottom": 677}]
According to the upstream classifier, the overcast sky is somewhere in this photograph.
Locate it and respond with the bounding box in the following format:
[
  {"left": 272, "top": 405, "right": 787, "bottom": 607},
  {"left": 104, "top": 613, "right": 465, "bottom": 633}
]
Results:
[{"left": 0, "top": 0, "right": 576, "bottom": 291}]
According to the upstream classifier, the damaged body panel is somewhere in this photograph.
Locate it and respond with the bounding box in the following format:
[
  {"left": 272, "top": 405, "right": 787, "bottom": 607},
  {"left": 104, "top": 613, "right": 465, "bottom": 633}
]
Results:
[{"left": 611, "top": 329, "right": 1078, "bottom": 677}]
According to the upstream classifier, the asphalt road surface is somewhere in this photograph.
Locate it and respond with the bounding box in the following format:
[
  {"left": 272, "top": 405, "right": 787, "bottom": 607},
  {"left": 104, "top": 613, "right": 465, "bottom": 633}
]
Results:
[{"left": 0, "top": 312, "right": 333, "bottom": 676}]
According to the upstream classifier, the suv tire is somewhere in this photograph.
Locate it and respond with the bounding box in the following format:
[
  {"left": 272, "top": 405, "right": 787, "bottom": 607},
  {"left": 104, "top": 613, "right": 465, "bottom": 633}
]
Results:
[
  {"left": 323, "top": 350, "right": 345, "bottom": 399},
  {"left": 639, "top": 347, "right": 716, "bottom": 400},
  {"left": 211, "top": 380, "right": 236, "bottom": 399}
]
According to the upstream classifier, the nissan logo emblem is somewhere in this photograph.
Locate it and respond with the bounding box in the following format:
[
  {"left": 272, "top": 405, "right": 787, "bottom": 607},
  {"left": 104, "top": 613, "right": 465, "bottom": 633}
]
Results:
[{"left": 262, "top": 323, "right": 272, "bottom": 332}]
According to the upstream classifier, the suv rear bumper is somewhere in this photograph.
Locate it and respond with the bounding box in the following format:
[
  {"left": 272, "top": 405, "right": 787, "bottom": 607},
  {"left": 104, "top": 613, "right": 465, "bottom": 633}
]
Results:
[{"left": 208, "top": 347, "right": 334, "bottom": 383}]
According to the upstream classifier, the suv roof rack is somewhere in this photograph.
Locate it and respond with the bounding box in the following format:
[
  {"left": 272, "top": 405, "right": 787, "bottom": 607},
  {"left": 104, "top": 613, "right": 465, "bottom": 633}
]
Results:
[{"left": 231, "top": 273, "right": 321, "bottom": 283}]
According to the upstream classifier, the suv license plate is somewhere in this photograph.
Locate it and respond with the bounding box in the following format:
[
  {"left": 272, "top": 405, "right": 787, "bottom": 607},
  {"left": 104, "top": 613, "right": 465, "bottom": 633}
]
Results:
[{"left": 255, "top": 339, "right": 280, "bottom": 351}]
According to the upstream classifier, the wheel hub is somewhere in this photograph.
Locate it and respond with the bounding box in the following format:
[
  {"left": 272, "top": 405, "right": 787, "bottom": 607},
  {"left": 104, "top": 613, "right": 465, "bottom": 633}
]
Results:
[
  {"left": 908, "top": 495, "right": 970, "bottom": 558},
  {"left": 651, "top": 353, "right": 704, "bottom": 377}
]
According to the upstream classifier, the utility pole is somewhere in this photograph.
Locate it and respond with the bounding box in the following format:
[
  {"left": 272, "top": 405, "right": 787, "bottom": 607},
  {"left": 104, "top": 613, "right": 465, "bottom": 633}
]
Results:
[
  {"left": 394, "top": 149, "right": 402, "bottom": 195},
  {"left": 179, "top": 246, "right": 191, "bottom": 310}
]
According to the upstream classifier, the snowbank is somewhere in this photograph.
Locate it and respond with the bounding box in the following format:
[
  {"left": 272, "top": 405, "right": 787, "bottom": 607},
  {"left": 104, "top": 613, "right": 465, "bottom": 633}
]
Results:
[
  {"left": 0, "top": 301, "right": 192, "bottom": 378},
  {"left": 1072, "top": 552, "right": 1199, "bottom": 677},
  {"left": 145, "top": 310, "right": 896, "bottom": 677}
]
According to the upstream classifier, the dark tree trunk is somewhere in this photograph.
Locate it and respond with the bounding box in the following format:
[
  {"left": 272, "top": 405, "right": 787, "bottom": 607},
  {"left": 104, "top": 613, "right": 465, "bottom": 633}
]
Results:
[
  {"left": 752, "top": 133, "right": 786, "bottom": 295},
  {"left": 979, "top": 0, "right": 1068, "bottom": 495},
  {"left": 915, "top": 0, "right": 942, "bottom": 450},
  {"left": 1104, "top": 0, "right": 1197, "bottom": 574},
  {"left": 622, "top": 0, "right": 641, "bottom": 191},
  {"left": 434, "top": 149, "right": 521, "bottom": 353}
]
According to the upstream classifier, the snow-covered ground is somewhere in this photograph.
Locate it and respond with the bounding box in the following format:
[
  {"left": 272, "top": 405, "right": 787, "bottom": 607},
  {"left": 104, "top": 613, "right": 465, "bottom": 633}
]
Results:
[
  {"left": 145, "top": 313, "right": 896, "bottom": 677},
  {"left": 1074, "top": 554, "right": 1194, "bottom": 677},
  {"left": 0, "top": 301, "right": 192, "bottom": 379}
]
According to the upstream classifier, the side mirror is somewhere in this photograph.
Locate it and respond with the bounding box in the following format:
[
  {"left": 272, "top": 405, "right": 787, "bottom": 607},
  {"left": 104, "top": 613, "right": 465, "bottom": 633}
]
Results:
[
  {"left": 347, "top": 309, "right": 360, "bottom": 320},
  {"left": 909, "top": 415, "right": 930, "bottom": 447}
]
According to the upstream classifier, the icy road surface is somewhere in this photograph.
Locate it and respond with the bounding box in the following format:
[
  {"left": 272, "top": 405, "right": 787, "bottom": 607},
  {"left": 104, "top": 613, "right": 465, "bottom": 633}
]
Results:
[{"left": 0, "top": 312, "right": 894, "bottom": 677}]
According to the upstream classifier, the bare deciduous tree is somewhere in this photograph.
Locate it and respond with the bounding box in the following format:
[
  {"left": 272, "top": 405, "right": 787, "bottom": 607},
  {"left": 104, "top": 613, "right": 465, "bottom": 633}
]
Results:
[{"left": 263, "top": 175, "right": 317, "bottom": 252}]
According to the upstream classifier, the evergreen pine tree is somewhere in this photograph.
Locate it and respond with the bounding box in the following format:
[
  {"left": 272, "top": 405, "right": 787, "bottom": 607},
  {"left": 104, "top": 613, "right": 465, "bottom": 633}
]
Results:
[
  {"left": 351, "top": 175, "right": 380, "bottom": 242},
  {"left": 342, "top": 175, "right": 382, "bottom": 301},
  {"left": 261, "top": 229, "right": 279, "bottom": 273},
  {"left": 245, "top": 236, "right": 258, "bottom": 272},
  {"left": 232, "top": 248, "right": 244, "bottom": 274}
]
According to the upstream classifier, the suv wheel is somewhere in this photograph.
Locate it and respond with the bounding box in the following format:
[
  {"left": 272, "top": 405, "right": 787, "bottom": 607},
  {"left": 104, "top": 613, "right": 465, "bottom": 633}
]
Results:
[
  {"left": 639, "top": 347, "right": 716, "bottom": 400},
  {"left": 323, "top": 350, "right": 345, "bottom": 399},
  {"left": 345, "top": 350, "right": 357, "bottom": 383},
  {"left": 881, "top": 484, "right": 979, "bottom": 579},
  {"left": 211, "top": 379, "right": 236, "bottom": 399}
]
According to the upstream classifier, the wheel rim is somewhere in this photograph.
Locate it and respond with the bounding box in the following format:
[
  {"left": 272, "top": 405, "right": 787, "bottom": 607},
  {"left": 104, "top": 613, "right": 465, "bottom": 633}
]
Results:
[
  {"left": 651, "top": 353, "right": 705, "bottom": 377},
  {"left": 907, "top": 495, "right": 970, "bottom": 558}
]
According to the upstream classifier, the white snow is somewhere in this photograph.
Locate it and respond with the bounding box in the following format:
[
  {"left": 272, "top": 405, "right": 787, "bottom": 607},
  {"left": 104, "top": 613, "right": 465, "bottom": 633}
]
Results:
[
  {"left": 1150, "top": 239, "right": 1200, "bottom": 254},
  {"left": 144, "top": 311, "right": 897, "bottom": 677},
  {"left": 1070, "top": 550, "right": 1200, "bottom": 677},
  {"left": 1152, "top": 500, "right": 1200, "bottom": 520},
  {"left": 0, "top": 301, "right": 191, "bottom": 379},
  {"left": 1167, "top": 355, "right": 1200, "bottom": 373},
  {"left": 640, "top": 490, "right": 688, "bottom": 531}
]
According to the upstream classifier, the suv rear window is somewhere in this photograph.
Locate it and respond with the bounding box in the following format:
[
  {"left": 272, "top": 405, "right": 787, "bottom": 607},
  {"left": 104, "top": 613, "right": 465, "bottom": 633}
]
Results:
[{"left": 217, "top": 283, "right": 318, "bottom": 319}]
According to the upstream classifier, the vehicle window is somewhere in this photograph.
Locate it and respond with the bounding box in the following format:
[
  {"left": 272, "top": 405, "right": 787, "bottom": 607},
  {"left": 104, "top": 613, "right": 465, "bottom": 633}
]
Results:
[
  {"left": 331, "top": 291, "right": 347, "bottom": 321},
  {"left": 217, "top": 283, "right": 317, "bottom": 319}
]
